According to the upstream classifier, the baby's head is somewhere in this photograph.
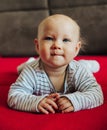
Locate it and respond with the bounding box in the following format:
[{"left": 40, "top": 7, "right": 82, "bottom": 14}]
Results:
[
  {"left": 37, "top": 14, "right": 80, "bottom": 44},
  {"left": 35, "top": 14, "right": 84, "bottom": 68}
]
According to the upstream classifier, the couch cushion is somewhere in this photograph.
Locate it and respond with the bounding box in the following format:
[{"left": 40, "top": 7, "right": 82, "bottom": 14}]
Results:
[
  {"left": 0, "top": 0, "right": 48, "bottom": 11},
  {"left": 51, "top": 5, "right": 107, "bottom": 55},
  {"left": 49, "top": 0, "right": 107, "bottom": 8},
  {"left": 0, "top": 11, "right": 49, "bottom": 56}
]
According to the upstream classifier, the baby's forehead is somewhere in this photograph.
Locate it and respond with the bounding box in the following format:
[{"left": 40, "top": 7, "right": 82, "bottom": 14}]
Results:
[
  {"left": 41, "top": 15, "right": 76, "bottom": 26},
  {"left": 39, "top": 15, "right": 79, "bottom": 32}
]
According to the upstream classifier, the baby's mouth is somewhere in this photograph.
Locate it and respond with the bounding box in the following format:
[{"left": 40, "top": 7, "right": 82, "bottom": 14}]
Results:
[
  {"left": 51, "top": 50, "right": 63, "bottom": 56},
  {"left": 51, "top": 52, "right": 63, "bottom": 56},
  {"left": 51, "top": 53, "right": 60, "bottom": 56}
]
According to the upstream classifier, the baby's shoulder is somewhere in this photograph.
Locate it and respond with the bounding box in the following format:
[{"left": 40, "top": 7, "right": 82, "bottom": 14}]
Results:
[
  {"left": 25, "top": 58, "right": 42, "bottom": 72},
  {"left": 68, "top": 60, "right": 88, "bottom": 76},
  {"left": 69, "top": 60, "right": 82, "bottom": 70}
]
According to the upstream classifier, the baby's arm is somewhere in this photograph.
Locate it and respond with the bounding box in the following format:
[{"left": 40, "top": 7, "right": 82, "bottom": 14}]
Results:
[
  {"left": 7, "top": 65, "right": 48, "bottom": 113},
  {"left": 63, "top": 64, "right": 104, "bottom": 112}
]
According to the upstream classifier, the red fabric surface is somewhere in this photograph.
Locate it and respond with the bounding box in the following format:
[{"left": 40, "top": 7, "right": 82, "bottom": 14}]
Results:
[{"left": 0, "top": 56, "right": 107, "bottom": 130}]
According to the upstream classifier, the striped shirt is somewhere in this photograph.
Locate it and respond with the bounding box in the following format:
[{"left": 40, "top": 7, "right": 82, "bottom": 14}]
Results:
[{"left": 7, "top": 58, "right": 104, "bottom": 112}]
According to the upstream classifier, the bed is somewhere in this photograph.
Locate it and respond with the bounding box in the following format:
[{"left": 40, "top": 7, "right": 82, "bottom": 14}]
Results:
[{"left": 0, "top": 56, "right": 107, "bottom": 130}]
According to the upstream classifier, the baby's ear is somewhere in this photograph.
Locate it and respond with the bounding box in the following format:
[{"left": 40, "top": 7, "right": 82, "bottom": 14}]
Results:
[
  {"left": 75, "top": 41, "right": 81, "bottom": 56},
  {"left": 34, "top": 38, "right": 39, "bottom": 54}
]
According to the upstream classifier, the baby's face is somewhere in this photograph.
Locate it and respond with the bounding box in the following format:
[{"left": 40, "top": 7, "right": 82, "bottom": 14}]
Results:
[{"left": 36, "top": 15, "right": 81, "bottom": 69}]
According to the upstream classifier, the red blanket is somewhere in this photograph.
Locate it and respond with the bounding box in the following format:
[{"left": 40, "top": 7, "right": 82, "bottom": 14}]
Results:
[{"left": 0, "top": 56, "right": 107, "bottom": 130}]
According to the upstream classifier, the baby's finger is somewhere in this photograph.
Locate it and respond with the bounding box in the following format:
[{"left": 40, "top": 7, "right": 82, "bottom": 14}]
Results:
[
  {"left": 57, "top": 98, "right": 67, "bottom": 106},
  {"left": 39, "top": 106, "right": 49, "bottom": 114},
  {"left": 39, "top": 103, "right": 55, "bottom": 114},
  {"left": 62, "top": 106, "right": 74, "bottom": 113},
  {"left": 42, "top": 103, "right": 55, "bottom": 114},
  {"left": 58, "top": 102, "right": 70, "bottom": 111},
  {"left": 46, "top": 98, "right": 58, "bottom": 110},
  {"left": 49, "top": 93, "right": 60, "bottom": 100}
]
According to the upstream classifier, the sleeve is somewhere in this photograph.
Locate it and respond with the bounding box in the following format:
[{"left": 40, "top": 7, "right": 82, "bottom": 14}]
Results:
[
  {"left": 7, "top": 65, "right": 47, "bottom": 113},
  {"left": 62, "top": 64, "right": 104, "bottom": 112}
]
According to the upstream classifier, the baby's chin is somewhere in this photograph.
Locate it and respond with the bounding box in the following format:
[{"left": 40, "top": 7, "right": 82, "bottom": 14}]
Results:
[
  {"left": 41, "top": 57, "right": 68, "bottom": 68},
  {"left": 46, "top": 61, "right": 68, "bottom": 69}
]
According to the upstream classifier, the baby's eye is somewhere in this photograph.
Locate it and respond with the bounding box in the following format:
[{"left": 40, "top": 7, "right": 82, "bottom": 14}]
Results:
[
  {"left": 63, "top": 38, "right": 71, "bottom": 43},
  {"left": 44, "top": 37, "right": 53, "bottom": 41}
]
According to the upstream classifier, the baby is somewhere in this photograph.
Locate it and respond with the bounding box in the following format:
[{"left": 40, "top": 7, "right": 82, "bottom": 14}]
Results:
[{"left": 7, "top": 14, "right": 104, "bottom": 114}]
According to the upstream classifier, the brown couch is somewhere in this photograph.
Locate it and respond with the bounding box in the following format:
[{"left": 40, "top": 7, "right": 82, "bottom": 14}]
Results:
[{"left": 0, "top": 0, "right": 107, "bottom": 56}]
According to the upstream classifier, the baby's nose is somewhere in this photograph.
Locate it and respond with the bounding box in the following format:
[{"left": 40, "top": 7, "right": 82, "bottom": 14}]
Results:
[{"left": 51, "top": 41, "right": 62, "bottom": 49}]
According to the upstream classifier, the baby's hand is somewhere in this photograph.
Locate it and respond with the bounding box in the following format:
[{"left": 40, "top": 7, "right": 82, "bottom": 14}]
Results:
[
  {"left": 57, "top": 97, "right": 74, "bottom": 113},
  {"left": 38, "top": 93, "right": 60, "bottom": 114}
]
